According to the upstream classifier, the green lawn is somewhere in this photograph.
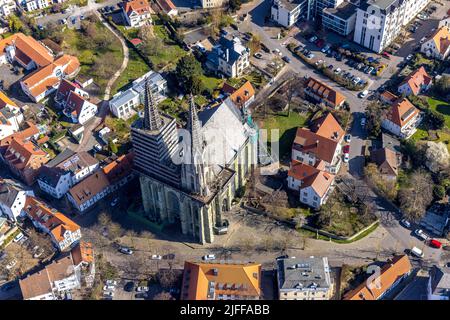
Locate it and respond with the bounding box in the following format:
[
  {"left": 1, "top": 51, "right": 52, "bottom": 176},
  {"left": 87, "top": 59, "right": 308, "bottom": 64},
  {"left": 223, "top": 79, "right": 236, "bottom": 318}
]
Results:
[
  {"left": 261, "top": 112, "right": 309, "bottom": 159},
  {"left": 199, "top": 75, "right": 223, "bottom": 94},
  {"left": 111, "top": 49, "right": 150, "bottom": 95},
  {"left": 428, "top": 97, "right": 450, "bottom": 127}
]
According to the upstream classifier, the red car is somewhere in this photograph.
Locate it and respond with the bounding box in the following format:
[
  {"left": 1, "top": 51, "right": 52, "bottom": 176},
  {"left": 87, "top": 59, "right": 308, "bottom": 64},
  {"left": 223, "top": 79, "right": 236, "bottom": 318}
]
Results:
[
  {"left": 382, "top": 51, "right": 390, "bottom": 59},
  {"left": 343, "top": 145, "right": 350, "bottom": 154},
  {"left": 315, "top": 39, "right": 325, "bottom": 48},
  {"left": 429, "top": 239, "right": 442, "bottom": 249}
]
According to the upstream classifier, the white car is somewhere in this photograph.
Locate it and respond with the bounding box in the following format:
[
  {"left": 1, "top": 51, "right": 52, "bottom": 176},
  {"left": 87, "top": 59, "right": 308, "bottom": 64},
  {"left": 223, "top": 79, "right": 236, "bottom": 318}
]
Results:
[
  {"left": 307, "top": 53, "right": 315, "bottom": 59},
  {"left": 151, "top": 255, "right": 162, "bottom": 260},
  {"left": 415, "top": 229, "right": 429, "bottom": 241},
  {"left": 136, "top": 286, "right": 149, "bottom": 292},
  {"left": 353, "top": 77, "right": 361, "bottom": 84},
  {"left": 400, "top": 219, "right": 411, "bottom": 228},
  {"left": 13, "top": 232, "right": 24, "bottom": 243},
  {"left": 359, "top": 90, "right": 369, "bottom": 98},
  {"left": 344, "top": 134, "right": 351, "bottom": 143},
  {"left": 103, "top": 285, "right": 116, "bottom": 291},
  {"left": 202, "top": 254, "right": 216, "bottom": 261},
  {"left": 6, "top": 259, "right": 17, "bottom": 270},
  {"left": 309, "top": 36, "right": 318, "bottom": 43},
  {"left": 119, "top": 247, "right": 133, "bottom": 255},
  {"left": 94, "top": 144, "right": 102, "bottom": 152},
  {"left": 321, "top": 44, "right": 330, "bottom": 53},
  {"left": 343, "top": 153, "right": 350, "bottom": 163},
  {"left": 334, "top": 68, "right": 342, "bottom": 74},
  {"left": 104, "top": 291, "right": 114, "bottom": 298},
  {"left": 106, "top": 280, "right": 117, "bottom": 286},
  {"left": 411, "top": 246, "right": 424, "bottom": 258},
  {"left": 406, "top": 54, "right": 413, "bottom": 61}
]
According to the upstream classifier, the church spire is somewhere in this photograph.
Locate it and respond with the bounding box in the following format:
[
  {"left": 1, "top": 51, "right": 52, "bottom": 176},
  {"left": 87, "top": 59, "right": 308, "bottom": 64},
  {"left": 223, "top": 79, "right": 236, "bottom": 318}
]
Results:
[
  {"left": 143, "top": 78, "right": 163, "bottom": 131},
  {"left": 188, "top": 94, "right": 202, "bottom": 154}
]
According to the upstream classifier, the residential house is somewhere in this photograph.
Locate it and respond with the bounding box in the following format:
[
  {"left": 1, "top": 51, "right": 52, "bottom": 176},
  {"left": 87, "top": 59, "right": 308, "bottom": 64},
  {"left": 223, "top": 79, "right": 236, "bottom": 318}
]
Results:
[
  {"left": 420, "top": 203, "right": 450, "bottom": 237},
  {"left": 287, "top": 160, "right": 335, "bottom": 209},
  {"left": 109, "top": 70, "right": 167, "bottom": 120},
  {"left": 157, "top": 0, "right": 177, "bottom": 16},
  {"left": 370, "top": 147, "right": 400, "bottom": 179},
  {"left": 19, "top": 254, "right": 80, "bottom": 300},
  {"left": 428, "top": 266, "right": 450, "bottom": 300},
  {"left": 222, "top": 80, "right": 256, "bottom": 111},
  {"left": 271, "top": 0, "right": 308, "bottom": 28},
  {"left": 0, "top": 91, "right": 24, "bottom": 134},
  {"left": 0, "top": 180, "right": 34, "bottom": 221},
  {"left": 71, "top": 241, "right": 96, "bottom": 288},
  {"left": 102, "top": 152, "right": 135, "bottom": 192},
  {"left": 353, "top": 0, "right": 431, "bottom": 53},
  {"left": 122, "top": 0, "right": 153, "bottom": 28},
  {"left": 398, "top": 66, "right": 433, "bottom": 96},
  {"left": 207, "top": 35, "right": 250, "bottom": 78},
  {"left": 23, "top": 196, "right": 81, "bottom": 251},
  {"left": 381, "top": 98, "right": 422, "bottom": 139},
  {"left": 180, "top": 261, "right": 262, "bottom": 300},
  {"left": 303, "top": 77, "right": 346, "bottom": 109},
  {"left": 343, "top": 255, "right": 412, "bottom": 300},
  {"left": 23, "top": 0, "right": 52, "bottom": 11},
  {"left": 0, "top": 121, "right": 40, "bottom": 154},
  {"left": 421, "top": 26, "right": 450, "bottom": 60},
  {"left": 379, "top": 91, "right": 399, "bottom": 105},
  {"left": 277, "top": 256, "right": 333, "bottom": 300},
  {"left": 54, "top": 79, "right": 89, "bottom": 107},
  {"left": 2, "top": 138, "right": 49, "bottom": 185},
  {"left": 0, "top": 33, "right": 53, "bottom": 70},
  {"left": 20, "top": 54, "right": 80, "bottom": 103},
  {"left": 0, "top": 0, "right": 16, "bottom": 18},
  {"left": 62, "top": 91, "right": 98, "bottom": 125},
  {"left": 291, "top": 113, "right": 345, "bottom": 174},
  {"left": 67, "top": 170, "right": 111, "bottom": 212},
  {"left": 439, "top": 16, "right": 450, "bottom": 29},
  {"left": 200, "top": 0, "right": 225, "bottom": 8},
  {"left": 37, "top": 149, "right": 99, "bottom": 199}
]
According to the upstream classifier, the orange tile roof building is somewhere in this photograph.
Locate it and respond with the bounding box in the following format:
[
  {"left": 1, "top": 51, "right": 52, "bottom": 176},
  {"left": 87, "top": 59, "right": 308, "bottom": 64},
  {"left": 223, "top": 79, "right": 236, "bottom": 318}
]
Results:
[
  {"left": 398, "top": 66, "right": 433, "bottom": 96},
  {"left": 122, "top": 0, "right": 153, "bottom": 27},
  {"left": 304, "top": 77, "right": 346, "bottom": 109},
  {"left": 343, "top": 255, "right": 412, "bottom": 300},
  {"left": 382, "top": 98, "right": 422, "bottom": 139},
  {"left": 421, "top": 26, "right": 450, "bottom": 60},
  {"left": 157, "top": 0, "right": 178, "bottom": 16},
  {"left": 181, "top": 261, "right": 262, "bottom": 300},
  {"left": 2, "top": 137, "right": 49, "bottom": 185},
  {"left": 23, "top": 196, "right": 81, "bottom": 251},
  {"left": 0, "top": 121, "right": 40, "bottom": 154},
  {"left": 223, "top": 80, "right": 255, "bottom": 110},
  {"left": 371, "top": 147, "right": 400, "bottom": 178}
]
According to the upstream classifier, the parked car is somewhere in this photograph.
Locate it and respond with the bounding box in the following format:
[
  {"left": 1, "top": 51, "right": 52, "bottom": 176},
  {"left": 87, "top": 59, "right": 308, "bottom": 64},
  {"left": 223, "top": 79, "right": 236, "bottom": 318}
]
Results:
[
  {"left": 276, "top": 254, "right": 289, "bottom": 260},
  {"left": 382, "top": 52, "right": 390, "bottom": 59},
  {"left": 429, "top": 239, "right": 442, "bottom": 249},
  {"left": 343, "top": 145, "right": 350, "bottom": 154},
  {"left": 334, "top": 68, "right": 342, "bottom": 74},
  {"left": 343, "top": 153, "right": 350, "bottom": 163},
  {"left": 124, "top": 282, "right": 135, "bottom": 292},
  {"left": 410, "top": 246, "right": 424, "bottom": 258},
  {"left": 282, "top": 56, "right": 291, "bottom": 63},
  {"left": 406, "top": 54, "right": 413, "bottom": 61},
  {"left": 414, "top": 229, "right": 429, "bottom": 241},
  {"left": 151, "top": 255, "right": 162, "bottom": 260},
  {"left": 253, "top": 52, "right": 263, "bottom": 59},
  {"left": 327, "top": 64, "right": 334, "bottom": 69},
  {"left": 13, "top": 232, "right": 24, "bottom": 243},
  {"left": 202, "top": 254, "right": 216, "bottom": 261},
  {"left": 103, "top": 285, "right": 116, "bottom": 291},
  {"left": 344, "top": 134, "right": 351, "bottom": 143},
  {"left": 6, "top": 259, "right": 17, "bottom": 270},
  {"left": 104, "top": 291, "right": 114, "bottom": 298},
  {"left": 309, "top": 36, "right": 318, "bottom": 43},
  {"left": 119, "top": 247, "right": 133, "bottom": 255},
  {"left": 359, "top": 90, "right": 369, "bottom": 98},
  {"left": 400, "top": 219, "right": 411, "bottom": 228},
  {"left": 136, "top": 286, "right": 149, "bottom": 292},
  {"left": 106, "top": 280, "right": 117, "bottom": 286},
  {"left": 307, "top": 53, "right": 315, "bottom": 59},
  {"left": 360, "top": 117, "right": 366, "bottom": 127},
  {"left": 352, "top": 77, "right": 361, "bottom": 84},
  {"left": 33, "top": 248, "right": 44, "bottom": 259},
  {"left": 93, "top": 144, "right": 102, "bottom": 152},
  {"left": 321, "top": 44, "right": 331, "bottom": 53},
  {"left": 367, "top": 67, "right": 374, "bottom": 74}
]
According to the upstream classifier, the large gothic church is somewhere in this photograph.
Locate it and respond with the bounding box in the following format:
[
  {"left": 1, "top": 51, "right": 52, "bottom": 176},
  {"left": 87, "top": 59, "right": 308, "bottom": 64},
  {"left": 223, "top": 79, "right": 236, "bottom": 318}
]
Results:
[{"left": 131, "top": 79, "right": 258, "bottom": 243}]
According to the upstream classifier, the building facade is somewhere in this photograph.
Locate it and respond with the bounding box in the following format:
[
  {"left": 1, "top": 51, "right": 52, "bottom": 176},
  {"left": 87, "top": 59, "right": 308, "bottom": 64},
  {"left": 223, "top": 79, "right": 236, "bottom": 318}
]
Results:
[{"left": 271, "top": 0, "right": 308, "bottom": 28}]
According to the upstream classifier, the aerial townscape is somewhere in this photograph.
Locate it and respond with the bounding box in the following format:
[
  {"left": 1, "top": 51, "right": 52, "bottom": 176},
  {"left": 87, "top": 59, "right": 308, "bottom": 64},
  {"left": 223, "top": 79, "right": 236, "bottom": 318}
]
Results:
[{"left": 0, "top": 0, "right": 449, "bottom": 306}]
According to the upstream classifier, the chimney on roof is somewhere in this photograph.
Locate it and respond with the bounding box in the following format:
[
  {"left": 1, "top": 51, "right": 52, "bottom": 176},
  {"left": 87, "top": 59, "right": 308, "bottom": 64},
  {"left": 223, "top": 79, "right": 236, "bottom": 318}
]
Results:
[{"left": 316, "top": 140, "right": 319, "bottom": 147}]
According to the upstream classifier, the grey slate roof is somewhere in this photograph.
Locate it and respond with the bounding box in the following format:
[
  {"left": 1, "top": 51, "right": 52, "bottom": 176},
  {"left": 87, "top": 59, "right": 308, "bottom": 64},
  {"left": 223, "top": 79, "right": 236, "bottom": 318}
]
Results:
[
  {"left": 45, "top": 148, "right": 76, "bottom": 168},
  {"left": 0, "top": 183, "right": 20, "bottom": 207},
  {"left": 277, "top": 257, "right": 331, "bottom": 291},
  {"left": 430, "top": 266, "right": 450, "bottom": 298}
]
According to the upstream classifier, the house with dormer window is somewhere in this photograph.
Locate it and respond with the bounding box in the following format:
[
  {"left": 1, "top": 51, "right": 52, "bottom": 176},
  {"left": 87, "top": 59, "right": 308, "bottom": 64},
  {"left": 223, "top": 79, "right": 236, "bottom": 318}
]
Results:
[{"left": 122, "top": 0, "right": 153, "bottom": 28}]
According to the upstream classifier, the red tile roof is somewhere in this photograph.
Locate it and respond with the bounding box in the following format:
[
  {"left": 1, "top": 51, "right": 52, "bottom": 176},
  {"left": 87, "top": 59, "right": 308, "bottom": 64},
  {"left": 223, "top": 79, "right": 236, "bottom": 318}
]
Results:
[
  {"left": 386, "top": 98, "right": 420, "bottom": 128},
  {"left": 288, "top": 160, "right": 335, "bottom": 196},
  {"left": 305, "top": 77, "right": 346, "bottom": 107},
  {"left": 399, "top": 66, "right": 432, "bottom": 95},
  {"left": 124, "top": 0, "right": 152, "bottom": 16}
]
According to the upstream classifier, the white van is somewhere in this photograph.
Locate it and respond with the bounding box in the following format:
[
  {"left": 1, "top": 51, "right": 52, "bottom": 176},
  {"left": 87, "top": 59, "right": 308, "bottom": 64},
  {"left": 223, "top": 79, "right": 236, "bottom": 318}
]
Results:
[{"left": 411, "top": 246, "right": 424, "bottom": 258}]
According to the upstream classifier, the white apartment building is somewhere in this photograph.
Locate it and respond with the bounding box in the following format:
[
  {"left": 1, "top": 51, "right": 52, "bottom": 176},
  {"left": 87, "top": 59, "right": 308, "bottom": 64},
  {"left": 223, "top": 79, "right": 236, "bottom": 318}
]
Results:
[
  {"left": 0, "top": 0, "right": 16, "bottom": 18},
  {"left": 24, "top": 0, "right": 51, "bottom": 11},
  {"left": 271, "top": 0, "right": 308, "bottom": 28},
  {"left": 201, "top": 0, "right": 226, "bottom": 8},
  {"left": 322, "top": 1, "right": 357, "bottom": 36},
  {"left": 353, "top": 0, "right": 430, "bottom": 53},
  {"left": 0, "top": 182, "right": 34, "bottom": 221},
  {"left": 207, "top": 35, "right": 250, "bottom": 78}
]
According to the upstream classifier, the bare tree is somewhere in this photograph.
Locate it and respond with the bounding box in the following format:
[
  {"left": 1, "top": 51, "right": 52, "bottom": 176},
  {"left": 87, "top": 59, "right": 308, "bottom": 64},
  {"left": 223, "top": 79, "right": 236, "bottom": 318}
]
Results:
[
  {"left": 154, "top": 291, "right": 175, "bottom": 300},
  {"left": 399, "top": 169, "right": 433, "bottom": 222}
]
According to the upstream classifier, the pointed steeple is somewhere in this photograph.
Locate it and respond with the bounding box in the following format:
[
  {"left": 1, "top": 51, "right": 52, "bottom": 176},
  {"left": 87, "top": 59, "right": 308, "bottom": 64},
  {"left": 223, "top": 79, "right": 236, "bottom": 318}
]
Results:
[
  {"left": 188, "top": 94, "right": 202, "bottom": 154},
  {"left": 143, "top": 78, "right": 163, "bottom": 131}
]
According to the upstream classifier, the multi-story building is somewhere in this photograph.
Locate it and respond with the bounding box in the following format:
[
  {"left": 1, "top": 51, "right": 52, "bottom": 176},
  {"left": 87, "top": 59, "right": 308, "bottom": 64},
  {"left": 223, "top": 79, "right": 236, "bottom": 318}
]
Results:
[
  {"left": 200, "top": 0, "right": 226, "bottom": 8},
  {"left": 109, "top": 70, "right": 167, "bottom": 120},
  {"left": 37, "top": 149, "right": 99, "bottom": 199},
  {"left": 277, "top": 256, "right": 333, "bottom": 300},
  {"left": 122, "top": 0, "right": 153, "bottom": 28},
  {"left": 353, "top": 0, "right": 430, "bottom": 53},
  {"left": 421, "top": 26, "right": 450, "bottom": 60},
  {"left": 344, "top": 255, "right": 412, "bottom": 300},
  {"left": 23, "top": 0, "right": 51, "bottom": 12},
  {"left": 207, "top": 35, "right": 250, "bottom": 78},
  {"left": 271, "top": 0, "right": 308, "bottom": 28},
  {"left": 180, "top": 261, "right": 262, "bottom": 300},
  {"left": 0, "top": 0, "right": 16, "bottom": 18},
  {"left": 303, "top": 77, "right": 347, "bottom": 109},
  {"left": 0, "top": 181, "right": 34, "bottom": 221},
  {"left": 322, "top": 1, "right": 357, "bottom": 36},
  {"left": 397, "top": 66, "right": 433, "bottom": 96},
  {"left": 381, "top": 98, "right": 422, "bottom": 139}
]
